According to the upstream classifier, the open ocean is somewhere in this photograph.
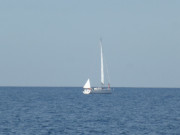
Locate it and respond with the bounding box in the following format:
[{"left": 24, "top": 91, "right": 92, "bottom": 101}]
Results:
[{"left": 0, "top": 87, "right": 180, "bottom": 135}]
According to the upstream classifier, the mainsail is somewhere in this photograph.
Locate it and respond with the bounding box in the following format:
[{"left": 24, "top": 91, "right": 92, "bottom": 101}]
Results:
[
  {"left": 100, "top": 40, "right": 104, "bottom": 85},
  {"left": 83, "top": 79, "right": 91, "bottom": 88}
]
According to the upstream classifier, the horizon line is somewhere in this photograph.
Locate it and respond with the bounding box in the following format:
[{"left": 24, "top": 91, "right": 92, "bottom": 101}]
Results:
[{"left": 0, "top": 86, "right": 180, "bottom": 89}]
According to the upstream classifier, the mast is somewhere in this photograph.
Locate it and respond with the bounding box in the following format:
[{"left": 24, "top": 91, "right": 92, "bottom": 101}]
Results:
[{"left": 100, "top": 39, "right": 104, "bottom": 86}]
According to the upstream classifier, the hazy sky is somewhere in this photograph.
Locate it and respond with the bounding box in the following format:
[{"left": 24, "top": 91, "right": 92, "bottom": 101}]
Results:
[{"left": 0, "top": 0, "right": 180, "bottom": 87}]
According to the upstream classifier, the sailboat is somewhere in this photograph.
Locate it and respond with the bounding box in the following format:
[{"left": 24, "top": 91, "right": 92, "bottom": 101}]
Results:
[{"left": 83, "top": 40, "right": 112, "bottom": 94}]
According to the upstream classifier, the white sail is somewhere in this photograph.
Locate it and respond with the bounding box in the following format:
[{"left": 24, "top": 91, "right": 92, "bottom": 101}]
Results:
[
  {"left": 83, "top": 79, "right": 91, "bottom": 89},
  {"left": 100, "top": 40, "right": 104, "bottom": 85}
]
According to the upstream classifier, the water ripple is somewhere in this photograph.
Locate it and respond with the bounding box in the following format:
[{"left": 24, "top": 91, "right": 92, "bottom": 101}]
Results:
[{"left": 0, "top": 87, "right": 180, "bottom": 134}]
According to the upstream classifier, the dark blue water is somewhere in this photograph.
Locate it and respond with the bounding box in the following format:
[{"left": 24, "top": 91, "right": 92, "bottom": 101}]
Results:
[{"left": 0, "top": 87, "right": 180, "bottom": 135}]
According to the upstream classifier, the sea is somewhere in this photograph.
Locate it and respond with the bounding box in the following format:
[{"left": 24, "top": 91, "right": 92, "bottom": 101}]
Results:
[{"left": 0, "top": 87, "right": 180, "bottom": 135}]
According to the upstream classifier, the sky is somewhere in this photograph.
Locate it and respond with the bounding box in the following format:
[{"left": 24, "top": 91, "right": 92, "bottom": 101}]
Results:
[{"left": 0, "top": 0, "right": 180, "bottom": 87}]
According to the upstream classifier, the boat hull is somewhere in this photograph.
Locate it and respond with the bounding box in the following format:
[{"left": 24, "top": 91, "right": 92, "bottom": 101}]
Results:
[
  {"left": 83, "top": 88, "right": 112, "bottom": 94},
  {"left": 90, "top": 89, "right": 112, "bottom": 94},
  {"left": 83, "top": 89, "right": 91, "bottom": 94}
]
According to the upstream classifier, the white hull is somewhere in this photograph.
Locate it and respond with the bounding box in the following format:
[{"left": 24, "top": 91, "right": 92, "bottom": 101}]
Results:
[
  {"left": 83, "top": 88, "right": 112, "bottom": 94},
  {"left": 90, "top": 88, "right": 112, "bottom": 94},
  {"left": 83, "top": 89, "right": 91, "bottom": 94}
]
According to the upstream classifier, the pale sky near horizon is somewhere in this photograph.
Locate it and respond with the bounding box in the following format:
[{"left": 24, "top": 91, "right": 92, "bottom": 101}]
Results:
[{"left": 0, "top": 0, "right": 180, "bottom": 87}]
